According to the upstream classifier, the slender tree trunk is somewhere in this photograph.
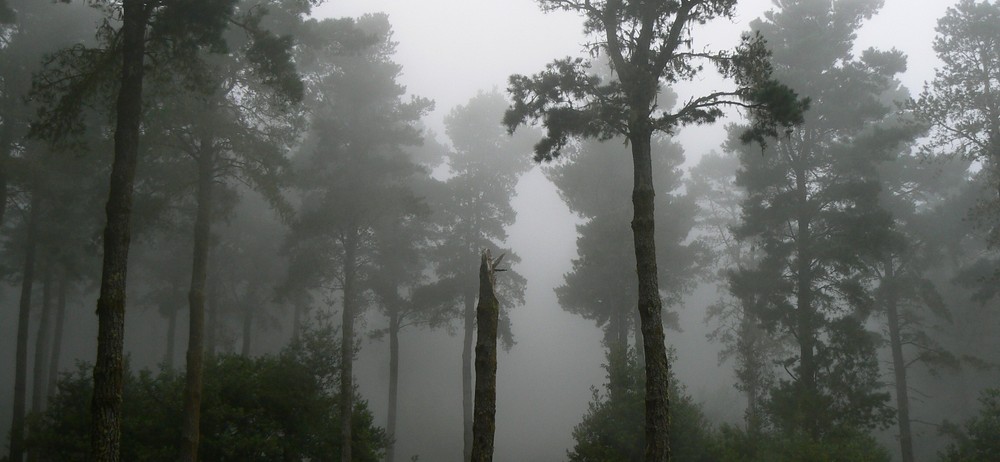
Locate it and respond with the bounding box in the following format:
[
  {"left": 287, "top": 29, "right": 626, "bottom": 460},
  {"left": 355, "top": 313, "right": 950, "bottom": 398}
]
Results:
[
  {"left": 47, "top": 275, "right": 69, "bottom": 399},
  {"left": 9, "top": 193, "right": 40, "bottom": 462},
  {"left": 462, "top": 289, "right": 475, "bottom": 461},
  {"left": 180, "top": 139, "right": 215, "bottom": 462},
  {"left": 291, "top": 297, "right": 303, "bottom": 344},
  {"left": 31, "top": 262, "right": 54, "bottom": 415},
  {"left": 386, "top": 308, "right": 400, "bottom": 462},
  {"left": 0, "top": 121, "right": 11, "bottom": 227},
  {"left": 26, "top": 261, "right": 53, "bottom": 462},
  {"left": 340, "top": 231, "right": 358, "bottom": 462},
  {"left": 607, "top": 305, "right": 629, "bottom": 401},
  {"left": 794, "top": 163, "right": 818, "bottom": 440},
  {"left": 165, "top": 304, "right": 178, "bottom": 369},
  {"left": 206, "top": 278, "right": 217, "bottom": 357},
  {"left": 470, "top": 251, "right": 501, "bottom": 462},
  {"left": 240, "top": 287, "right": 254, "bottom": 357},
  {"left": 885, "top": 258, "right": 915, "bottom": 462},
  {"left": 91, "top": 2, "right": 148, "bottom": 460},
  {"left": 629, "top": 128, "right": 670, "bottom": 462}
]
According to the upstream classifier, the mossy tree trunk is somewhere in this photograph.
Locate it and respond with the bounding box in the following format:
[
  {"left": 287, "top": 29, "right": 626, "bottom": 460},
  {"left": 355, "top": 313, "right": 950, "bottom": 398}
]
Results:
[{"left": 470, "top": 250, "right": 503, "bottom": 462}]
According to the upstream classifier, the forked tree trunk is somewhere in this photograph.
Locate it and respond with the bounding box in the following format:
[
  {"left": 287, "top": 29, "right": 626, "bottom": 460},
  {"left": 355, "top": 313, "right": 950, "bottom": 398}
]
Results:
[
  {"left": 340, "top": 231, "right": 358, "bottom": 462},
  {"left": 629, "top": 128, "right": 671, "bottom": 462},
  {"left": 27, "top": 261, "right": 54, "bottom": 462},
  {"left": 885, "top": 258, "right": 915, "bottom": 462},
  {"left": 9, "top": 193, "right": 40, "bottom": 462},
  {"left": 180, "top": 139, "right": 215, "bottom": 462},
  {"left": 91, "top": 2, "right": 148, "bottom": 460},
  {"left": 386, "top": 308, "right": 400, "bottom": 462},
  {"left": 470, "top": 250, "right": 502, "bottom": 462},
  {"left": 47, "top": 275, "right": 69, "bottom": 399},
  {"left": 461, "top": 288, "right": 475, "bottom": 461}
]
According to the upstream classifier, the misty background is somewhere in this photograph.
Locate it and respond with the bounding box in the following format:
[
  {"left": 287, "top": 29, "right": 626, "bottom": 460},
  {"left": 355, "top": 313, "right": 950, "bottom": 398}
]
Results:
[{"left": 2, "top": 1, "right": 997, "bottom": 461}]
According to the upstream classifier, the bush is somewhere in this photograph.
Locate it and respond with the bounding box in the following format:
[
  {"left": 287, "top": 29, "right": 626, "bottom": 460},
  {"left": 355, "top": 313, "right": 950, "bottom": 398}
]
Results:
[{"left": 26, "top": 327, "right": 386, "bottom": 461}]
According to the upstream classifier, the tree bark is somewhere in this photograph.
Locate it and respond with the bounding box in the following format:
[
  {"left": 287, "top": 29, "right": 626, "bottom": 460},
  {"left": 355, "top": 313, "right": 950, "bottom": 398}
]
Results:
[
  {"left": 47, "top": 274, "right": 69, "bottom": 399},
  {"left": 386, "top": 308, "right": 400, "bottom": 462},
  {"left": 470, "top": 250, "right": 501, "bottom": 462},
  {"left": 629, "top": 128, "right": 670, "bottom": 462},
  {"left": 462, "top": 288, "right": 475, "bottom": 461},
  {"left": 90, "top": 2, "right": 148, "bottom": 460},
  {"left": 885, "top": 258, "right": 915, "bottom": 462},
  {"left": 340, "top": 231, "right": 358, "bottom": 462},
  {"left": 165, "top": 303, "right": 178, "bottom": 369},
  {"left": 9, "top": 192, "right": 40, "bottom": 462},
  {"left": 180, "top": 138, "right": 215, "bottom": 462}
]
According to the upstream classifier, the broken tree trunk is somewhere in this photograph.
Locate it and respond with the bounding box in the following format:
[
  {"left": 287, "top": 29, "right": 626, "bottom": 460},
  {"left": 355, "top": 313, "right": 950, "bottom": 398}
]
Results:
[{"left": 470, "top": 249, "right": 503, "bottom": 462}]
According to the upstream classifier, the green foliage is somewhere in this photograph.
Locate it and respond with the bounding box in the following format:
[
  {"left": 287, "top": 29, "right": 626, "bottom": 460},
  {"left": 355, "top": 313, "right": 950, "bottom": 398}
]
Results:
[
  {"left": 939, "top": 388, "right": 1000, "bottom": 461},
  {"left": 504, "top": 0, "right": 807, "bottom": 160},
  {"left": 566, "top": 349, "right": 719, "bottom": 462},
  {"left": 712, "top": 424, "right": 890, "bottom": 462},
  {"left": 26, "top": 334, "right": 387, "bottom": 461}
]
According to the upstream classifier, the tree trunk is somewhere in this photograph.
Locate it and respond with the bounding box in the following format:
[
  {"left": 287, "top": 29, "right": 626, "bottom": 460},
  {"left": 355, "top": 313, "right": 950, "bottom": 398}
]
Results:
[
  {"left": 607, "top": 305, "right": 629, "bottom": 402},
  {"left": 180, "top": 138, "right": 215, "bottom": 462},
  {"left": 47, "top": 274, "right": 69, "bottom": 399},
  {"left": 386, "top": 308, "right": 400, "bottom": 462},
  {"left": 794, "top": 162, "right": 818, "bottom": 440},
  {"left": 885, "top": 258, "right": 915, "bottom": 462},
  {"left": 470, "top": 250, "right": 501, "bottom": 462},
  {"left": 340, "top": 231, "right": 358, "bottom": 462},
  {"left": 31, "top": 262, "right": 54, "bottom": 415},
  {"left": 0, "top": 120, "right": 11, "bottom": 227},
  {"left": 91, "top": 2, "right": 148, "bottom": 460},
  {"left": 291, "top": 297, "right": 303, "bottom": 344},
  {"left": 629, "top": 129, "right": 670, "bottom": 462},
  {"left": 462, "top": 288, "right": 475, "bottom": 461},
  {"left": 9, "top": 193, "right": 40, "bottom": 462},
  {"left": 241, "top": 287, "right": 254, "bottom": 357},
  {"left": 206, "top": 278, "right": 217, "bottom": 357},
  {"left": 165, "top": 304, "right": 178, "bottom": 369}
]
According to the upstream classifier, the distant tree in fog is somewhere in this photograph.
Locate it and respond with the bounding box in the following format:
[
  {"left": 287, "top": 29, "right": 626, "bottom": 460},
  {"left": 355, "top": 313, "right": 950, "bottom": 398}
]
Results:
[
  {"left": 504, "top": 1, "right": 806, "bottom": 459},
  {"left": 547, "top": 113, "right": 705, "bottom": 398},
  {"left": 688, "top": 150, "right": 783, "bottom": 435},
  {"left": 916, "top": 0, "right": 1000, "bottom": 217},
  {"left": 286, "top": 14, "right": 432, "bottom": 462},
  {"left": 730, "top": 0, "right": 907, "bottom": 445},
  {"left": 432, "top": 89, "right": 531, "bottom": 461}
]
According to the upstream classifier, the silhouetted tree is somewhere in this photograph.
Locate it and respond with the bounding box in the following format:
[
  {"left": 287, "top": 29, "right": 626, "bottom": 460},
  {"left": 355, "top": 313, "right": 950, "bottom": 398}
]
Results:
[{"left": 504, "top": 2, "right": 805, "bottom": 459}]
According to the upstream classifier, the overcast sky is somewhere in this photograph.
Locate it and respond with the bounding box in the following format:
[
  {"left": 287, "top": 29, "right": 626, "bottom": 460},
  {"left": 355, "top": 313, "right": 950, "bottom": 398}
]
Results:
[{"left": 311, "top": 1, "right": 961, "bottom": 460}]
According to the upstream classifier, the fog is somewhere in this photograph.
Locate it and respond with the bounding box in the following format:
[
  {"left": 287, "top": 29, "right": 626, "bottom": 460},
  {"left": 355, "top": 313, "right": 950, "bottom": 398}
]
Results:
[{"left": 2, "top": 1, "right": 999, "bottom": 462}]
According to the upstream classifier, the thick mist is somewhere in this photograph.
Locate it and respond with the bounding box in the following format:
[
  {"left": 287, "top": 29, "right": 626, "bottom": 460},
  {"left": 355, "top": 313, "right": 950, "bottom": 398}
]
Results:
[{"left": 2, "top": 1, "right": 999, "bottom": 462}]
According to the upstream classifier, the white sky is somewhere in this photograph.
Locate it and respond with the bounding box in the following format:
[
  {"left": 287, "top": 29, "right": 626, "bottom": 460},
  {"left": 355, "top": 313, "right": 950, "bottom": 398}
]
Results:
[{"left": 311, "top": 1, "right": 960, "bottom": 461}]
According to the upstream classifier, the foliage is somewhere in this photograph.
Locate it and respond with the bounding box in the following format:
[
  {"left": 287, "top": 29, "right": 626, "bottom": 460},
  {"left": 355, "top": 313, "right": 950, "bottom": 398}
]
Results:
[
  {"left": 566, "top": 349, "right": 719, "bottom": 462},
  {"left": 712, "top": 424, "right": 890, "bottom": 462},
  {"left": 939, "top": 388, "right": 1000, "bottom": 461},
  {"left": 25, "top": 329, "right": 387, "bottom": 461}
]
